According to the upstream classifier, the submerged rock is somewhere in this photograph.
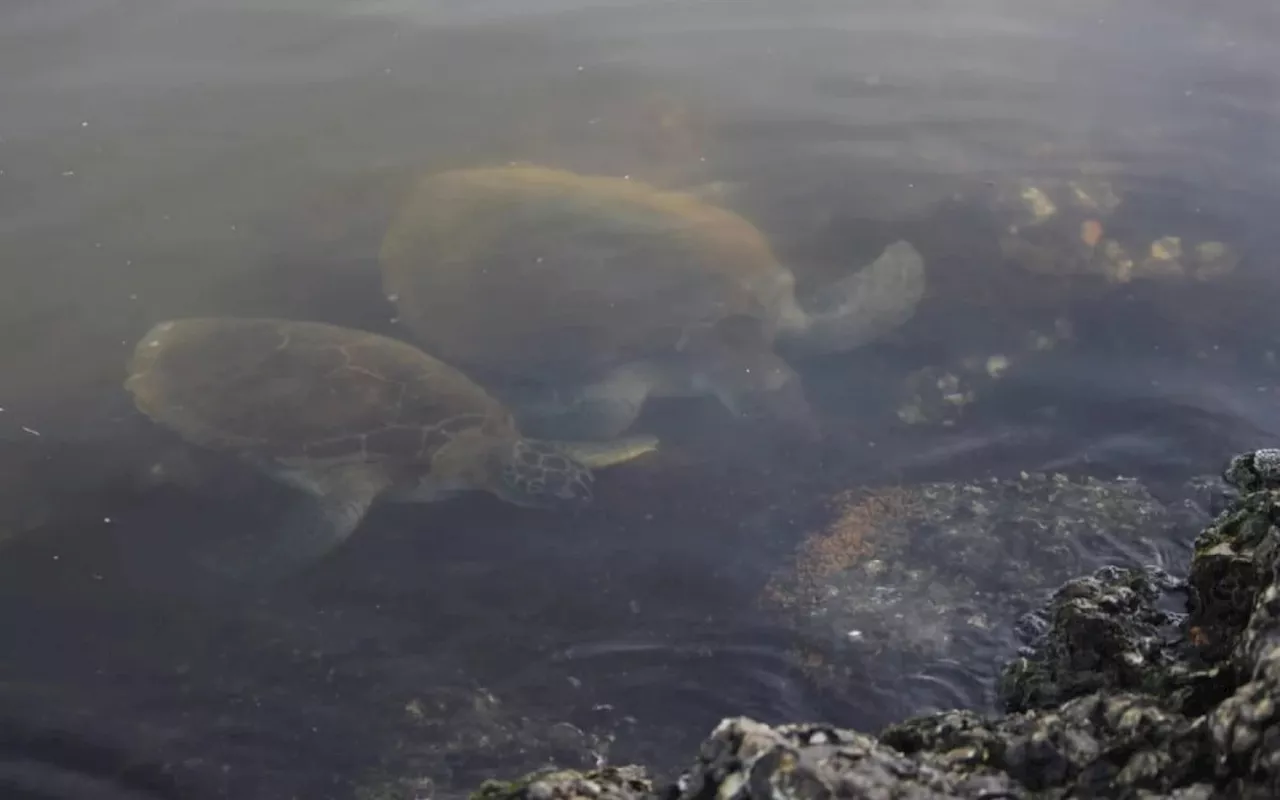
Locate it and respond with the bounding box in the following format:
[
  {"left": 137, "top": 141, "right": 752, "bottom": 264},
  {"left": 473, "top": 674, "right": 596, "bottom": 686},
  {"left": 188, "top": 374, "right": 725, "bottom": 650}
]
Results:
[
  {"left": 452, "top": 447, "right": 1280, "bottom": 799},
  {"left": 669, "top": 717, "right": 1017, "bottom": 800},
  {"left": 758, "top": 471, "right": 1194, "bottom": 696},
  {"left": 895, "top": 172, "right": 1246, "bottom": 429},
  {"left": 894, "top": 318, "right": 1073, "bottom": 427},
  {"left": 987, "top": 175, "right": 1239, "bottom": 286},
  {"left": 472, "top": 766, "right": 651, "bottom": 800},
  {"left": 352, "top": 686, "right": 612, "bottom": 800}
]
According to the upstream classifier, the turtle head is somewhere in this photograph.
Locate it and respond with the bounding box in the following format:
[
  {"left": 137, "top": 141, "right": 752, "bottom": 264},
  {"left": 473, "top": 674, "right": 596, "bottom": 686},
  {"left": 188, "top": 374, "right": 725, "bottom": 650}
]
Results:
[{"left": 490, "top": 438, "right": 595, "bottom": 510}]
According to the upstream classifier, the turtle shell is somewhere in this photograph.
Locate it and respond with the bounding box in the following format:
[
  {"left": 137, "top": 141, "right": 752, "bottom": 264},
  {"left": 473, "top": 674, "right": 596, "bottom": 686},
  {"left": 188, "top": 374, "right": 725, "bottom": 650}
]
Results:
[
  {"left": 379, "top": 165, "right": 794, "bottom": 383},
  {"left": 125, "top": 317, "right": 515, "bottom": 465}
]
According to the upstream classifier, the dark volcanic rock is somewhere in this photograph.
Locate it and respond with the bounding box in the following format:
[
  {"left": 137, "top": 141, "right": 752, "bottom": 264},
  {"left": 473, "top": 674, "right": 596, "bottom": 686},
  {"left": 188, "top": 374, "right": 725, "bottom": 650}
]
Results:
[
  {"left": 445, "top": 448, "right": 1280, "bottom": 800},
  {"left": 666, "top": 717, "right": 1017, "bottom": 800},
  {"left": 998, "top": 565, "right": 1188, "bottom": 712},
  {"left": 473, "top": 766, "right": 652, "bottom": 800}
]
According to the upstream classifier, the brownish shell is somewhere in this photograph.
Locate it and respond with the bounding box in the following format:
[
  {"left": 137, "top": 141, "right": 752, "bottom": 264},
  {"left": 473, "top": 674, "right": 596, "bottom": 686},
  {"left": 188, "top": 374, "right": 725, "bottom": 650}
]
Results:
[
  {"left": 125, "top": 317, "right": 515, "bottom": 464},
  {"left": 379, "top": 165, "right": 794, "bottom": 383}
]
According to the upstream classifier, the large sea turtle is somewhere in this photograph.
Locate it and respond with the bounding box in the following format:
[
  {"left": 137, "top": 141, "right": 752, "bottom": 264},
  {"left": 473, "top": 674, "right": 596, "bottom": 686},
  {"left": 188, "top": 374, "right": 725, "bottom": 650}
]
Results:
[
  {"left": 124, "top": 317, "right": 657, "bottom": 579},
  {"left": 379, "top": 164, "right": 927, "bottom": 440}
]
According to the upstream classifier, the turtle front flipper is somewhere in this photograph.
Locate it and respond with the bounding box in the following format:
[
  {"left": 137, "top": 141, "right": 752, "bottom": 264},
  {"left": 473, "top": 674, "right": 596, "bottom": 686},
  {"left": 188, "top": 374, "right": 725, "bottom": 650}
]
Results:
[
  {"left": 196, "top": 465, "right": 392, "bottom": 585},
  {"left": 782, "top": 239, "right": 926, "bottom": 357}
]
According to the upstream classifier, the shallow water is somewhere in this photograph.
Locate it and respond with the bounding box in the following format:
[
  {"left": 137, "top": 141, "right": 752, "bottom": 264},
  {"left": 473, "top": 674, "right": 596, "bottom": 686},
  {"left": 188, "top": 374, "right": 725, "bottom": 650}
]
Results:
[{"left": 1, "top": 0, "right": 1279, "bottom": 797}]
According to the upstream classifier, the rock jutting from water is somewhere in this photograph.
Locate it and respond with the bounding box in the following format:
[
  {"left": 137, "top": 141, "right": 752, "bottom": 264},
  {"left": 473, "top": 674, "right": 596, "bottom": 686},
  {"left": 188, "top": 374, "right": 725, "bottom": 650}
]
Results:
[{"left": 448, "top": 449, "right": 1280, "bottom": 800}]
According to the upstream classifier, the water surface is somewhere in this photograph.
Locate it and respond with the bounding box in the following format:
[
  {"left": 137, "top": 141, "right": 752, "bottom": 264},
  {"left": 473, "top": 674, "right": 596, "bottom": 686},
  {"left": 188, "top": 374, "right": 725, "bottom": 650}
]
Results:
[{"left": 1, "top": 1, "right": 1278, "bottom": 797}]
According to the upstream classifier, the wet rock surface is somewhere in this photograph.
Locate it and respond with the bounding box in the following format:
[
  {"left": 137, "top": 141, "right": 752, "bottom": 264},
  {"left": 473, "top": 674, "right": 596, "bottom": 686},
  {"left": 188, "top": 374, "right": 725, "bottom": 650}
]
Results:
[
  {"left": 998, "top": 564, "right": 1190, "bottom": 713},
  {"left": 452, "top": 449, "right": 1280, "bottom": 800}
]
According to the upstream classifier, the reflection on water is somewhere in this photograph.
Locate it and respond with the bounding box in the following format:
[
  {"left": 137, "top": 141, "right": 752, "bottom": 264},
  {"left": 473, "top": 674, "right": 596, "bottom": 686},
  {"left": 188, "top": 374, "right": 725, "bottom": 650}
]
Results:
[{"left": 2, "top": 0, "right": 1278, "bottom": 797}]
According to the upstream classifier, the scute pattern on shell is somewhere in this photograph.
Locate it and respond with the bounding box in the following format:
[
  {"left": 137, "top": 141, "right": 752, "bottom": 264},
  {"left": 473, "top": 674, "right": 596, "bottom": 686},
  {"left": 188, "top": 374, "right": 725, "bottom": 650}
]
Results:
[
  {"left": 379, "top": 165, "right": 792, "bottom": 382},
  {"left": 126, "top": 318, "right": 513, "bottom": 463}
]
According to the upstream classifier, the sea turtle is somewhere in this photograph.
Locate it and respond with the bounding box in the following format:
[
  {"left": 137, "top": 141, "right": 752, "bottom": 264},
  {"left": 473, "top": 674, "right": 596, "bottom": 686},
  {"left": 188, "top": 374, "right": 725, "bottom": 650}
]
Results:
[
  {"left": 124, "top": 317, "right": 657, "bottom": 580},
  {"left": 379, "top": 164, "right": 926, "bottom": 441}
]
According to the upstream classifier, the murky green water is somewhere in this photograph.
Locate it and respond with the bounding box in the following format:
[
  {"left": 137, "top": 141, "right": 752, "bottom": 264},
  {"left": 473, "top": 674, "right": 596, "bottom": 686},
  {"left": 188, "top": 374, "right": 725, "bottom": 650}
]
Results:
[{"left": 1, "top": 1, "right": 1277, "bottom": 797}]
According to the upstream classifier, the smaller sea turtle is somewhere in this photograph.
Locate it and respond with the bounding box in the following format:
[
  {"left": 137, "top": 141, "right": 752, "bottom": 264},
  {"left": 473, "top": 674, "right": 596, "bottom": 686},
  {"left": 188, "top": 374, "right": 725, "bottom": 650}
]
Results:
[
  {"left": 380, "top": 164, "right": 927, "bottom": 441},
  {"left": 125, "top": 317, "right": 657, "bottom": 580}
]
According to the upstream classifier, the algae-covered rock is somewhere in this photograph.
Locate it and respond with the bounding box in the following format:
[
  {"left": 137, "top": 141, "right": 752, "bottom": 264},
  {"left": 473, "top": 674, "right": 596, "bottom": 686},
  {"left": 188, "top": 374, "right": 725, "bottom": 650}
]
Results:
[
  {"left": 895, "top": 170, "right": 1247, "bottom": 430},
  {"left": 986, "top": 174, "right": 1239, "bottom": 286},
  {"left": 999, "top": 565, "right": 1188, "bottom": 712},
  {"left": 1223, "top": 449, "right": 1280, "bottom": 494},
  {"left": 1187, "top": 489, "right": 1280, "bottom": 665},
  {"left": 885, "top": 692, "right": 1214, "bottom": 796},
  {"left": 473, "top": 766, "right": 651, "bottom": 800},
  {"left": 669, "top": 716, "right": 1017, "bottom": 800},
  {"left": 760, "top": 471, "right": 1192, "bottom": 693},
  {"left": 352, "top": 686, "right": 612, "bottom": 800},
  {"left": 894, "top": 319, "right": 1072, "bottom": 427}
]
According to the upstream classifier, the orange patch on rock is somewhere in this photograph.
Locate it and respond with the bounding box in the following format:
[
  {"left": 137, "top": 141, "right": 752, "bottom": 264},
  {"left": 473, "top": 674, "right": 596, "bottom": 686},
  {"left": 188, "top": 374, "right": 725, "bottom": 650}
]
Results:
[
  {"left": 1080, "top": 219, "right": 1104, "bottom": 247},
  {"left": 760, "top": 487, "right": 920, "bottom": 610}
]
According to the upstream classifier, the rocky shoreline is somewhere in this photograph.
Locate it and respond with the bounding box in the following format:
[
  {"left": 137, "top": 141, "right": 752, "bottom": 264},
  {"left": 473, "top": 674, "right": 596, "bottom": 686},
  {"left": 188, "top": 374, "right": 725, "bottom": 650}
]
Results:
[{"left": 470, "top": 449, "right": 1280, "bottom": 800}]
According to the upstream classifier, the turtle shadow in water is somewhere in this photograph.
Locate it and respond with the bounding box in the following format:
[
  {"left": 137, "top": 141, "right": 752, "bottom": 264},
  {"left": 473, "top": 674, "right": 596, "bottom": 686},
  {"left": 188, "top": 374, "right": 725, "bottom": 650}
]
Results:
[
  {"left": 132, "top": 392, "right": 823, "bottom": 603},
  {"left": 0, "top": 715, "right": 204, "bottom": 800}
]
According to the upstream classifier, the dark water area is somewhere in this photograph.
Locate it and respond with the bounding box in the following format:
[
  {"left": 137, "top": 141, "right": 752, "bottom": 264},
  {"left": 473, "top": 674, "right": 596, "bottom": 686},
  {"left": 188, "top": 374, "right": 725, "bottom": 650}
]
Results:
[{"left": 2, "top": 0, "right": 1279, "bottom": 797}]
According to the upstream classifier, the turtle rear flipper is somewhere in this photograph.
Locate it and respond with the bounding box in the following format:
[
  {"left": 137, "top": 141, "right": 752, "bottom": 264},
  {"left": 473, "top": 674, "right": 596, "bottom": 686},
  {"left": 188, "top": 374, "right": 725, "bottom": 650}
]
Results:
[
  {"left": 783, "top": 239, "right": 926, "bottom": 357},
  {"left": 196, "top": 465, "right": 391, "bottom": 585}
]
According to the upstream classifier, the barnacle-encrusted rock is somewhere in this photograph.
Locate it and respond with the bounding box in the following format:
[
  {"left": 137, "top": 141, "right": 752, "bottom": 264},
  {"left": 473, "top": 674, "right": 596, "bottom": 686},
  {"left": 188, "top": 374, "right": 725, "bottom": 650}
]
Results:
[
  {"left": 1223, "top": 449, "right": 1280, "bottom": 494},
  {"left": 1187, "top": 487, "right": 1280, "bottom": 664},
  {"left": 986, "top": 175, "right": 1239, "bottom": 286},
  {"left": 668, "top": 717, "right": 1017, "bottom": 800},
  {"left": 473, "top": 766, "right": 652, "bottom": 800},
  {"left": 894, "top": 320, "right": 1073, "bottom": 427},
  {"left": 885, "top": 692, "right": 1214, "bottom": 796},
  {"left": 999, "top": 565, "right": 1187, "bottom": 712},
  {"left": 351, "top": 686, "right": 611, "bottom": 800}
]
